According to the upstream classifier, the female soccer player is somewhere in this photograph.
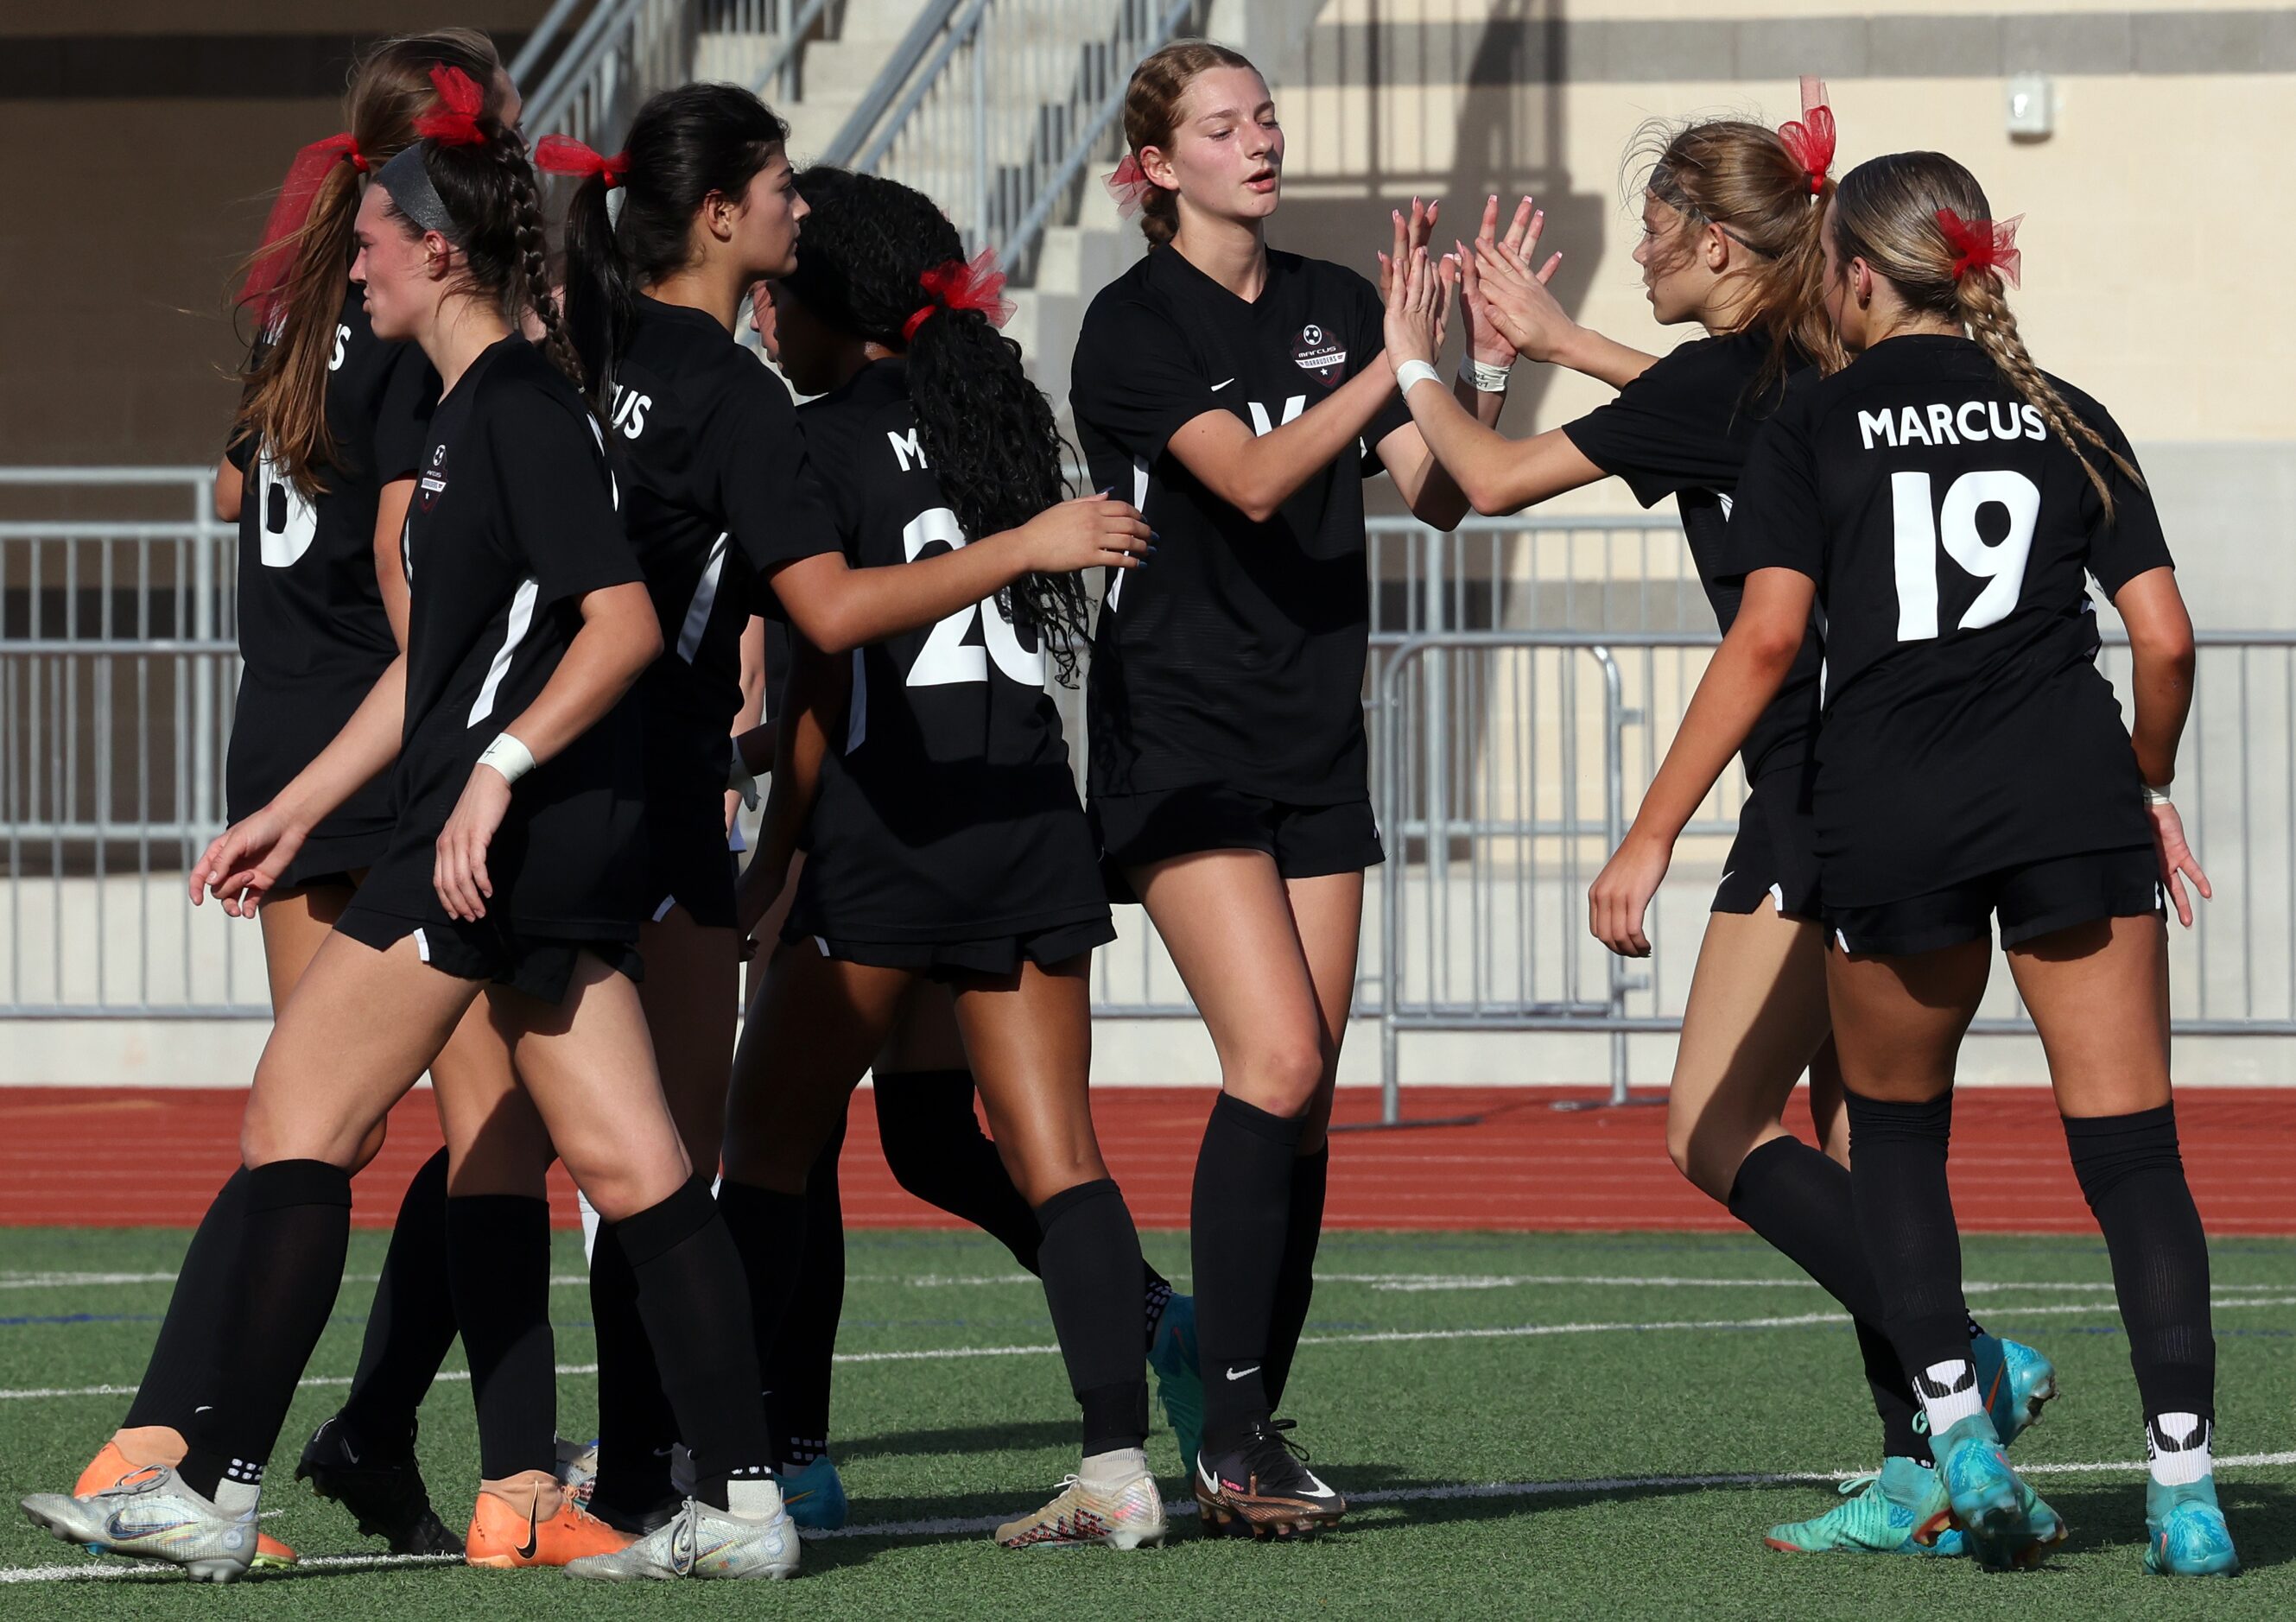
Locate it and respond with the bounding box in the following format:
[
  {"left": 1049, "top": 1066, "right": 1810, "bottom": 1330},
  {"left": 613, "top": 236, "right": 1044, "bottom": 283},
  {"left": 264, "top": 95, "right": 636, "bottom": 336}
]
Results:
[
  {"left": 1069, "top": 39, "right": 1486, "bottom": 1536},
  {"left": 22, "top": 78, "right": 799, "bottom": 1586},
  {"left": 717, "top": 162, "right": 1164, "bottom": 1549},
  {"left": 57, "top": 31, "right": 515, "bottom": 1568},
  {"left": 1584, "top": 150, "right": 2236, "bottom": 1576},
  {"left": 1376, "top": 94, "right": 2053, "bottom": 1555}
]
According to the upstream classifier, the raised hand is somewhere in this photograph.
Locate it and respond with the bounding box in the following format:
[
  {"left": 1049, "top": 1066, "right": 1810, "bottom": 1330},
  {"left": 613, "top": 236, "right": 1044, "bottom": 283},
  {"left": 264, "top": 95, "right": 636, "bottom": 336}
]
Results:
[
  {"left": 1472, "top": 197, "right": 1576, "bottom": 364},
  {"left": 1384, "top": 244, "right": 1450, "bottom": 370},
  {"left": 1375, "top": 196, "right": 1440, "bottom": 306}
]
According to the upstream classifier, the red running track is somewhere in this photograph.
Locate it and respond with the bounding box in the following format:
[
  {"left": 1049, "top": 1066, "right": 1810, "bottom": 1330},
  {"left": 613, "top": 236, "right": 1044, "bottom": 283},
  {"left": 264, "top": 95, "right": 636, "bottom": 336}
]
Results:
[{"left": 0, "top": 1085, "right": 2292, "bottom": 1234}]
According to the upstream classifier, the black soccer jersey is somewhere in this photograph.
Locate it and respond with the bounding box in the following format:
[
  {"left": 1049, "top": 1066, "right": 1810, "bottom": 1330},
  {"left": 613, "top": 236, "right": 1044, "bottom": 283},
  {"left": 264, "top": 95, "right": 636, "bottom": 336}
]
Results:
[
  {"left": 608, "top": 296, "right": 840, "bottom": 804},
  {"left": 353, "top": 337, "right": 648, "bottom": 937},
  {"left": 1071, "top": 245, "right": 1411, "bottom": 804},
  {"left": 1562, "top": 329, "right": 1823, "bottom": 780},
  {"left": 1728, "top": 334, "right": 2171, "bottom": 906},
  {"left": 789, "top": 359, "right": 1108, "bottom": 943},
  {"left": 225, "top": 288, "right": 435, "bottom": 842}
]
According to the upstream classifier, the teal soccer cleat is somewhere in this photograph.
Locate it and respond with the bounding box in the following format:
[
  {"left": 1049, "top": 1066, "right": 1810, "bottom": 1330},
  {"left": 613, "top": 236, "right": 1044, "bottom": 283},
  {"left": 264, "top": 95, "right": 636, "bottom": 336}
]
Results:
[
  {"left": 2144, "top": 1476, "right": 2240, "bottom": 1578},
  {"left": 1765, "top": 1456, "right": 1965, "bottom": 1556},
  {"left": 1969, "top": 1334, "right": 2058, "bottom": 1446},
  {"left": 1149, "top": 1292, "right": 1204, "bottom": 1474},
  {"left": 1930, "top": 1414, "right": 2066, "bottom": 1569},
  {"left": 777, "top": 1456, "right": 847, "bottom": 1532}
]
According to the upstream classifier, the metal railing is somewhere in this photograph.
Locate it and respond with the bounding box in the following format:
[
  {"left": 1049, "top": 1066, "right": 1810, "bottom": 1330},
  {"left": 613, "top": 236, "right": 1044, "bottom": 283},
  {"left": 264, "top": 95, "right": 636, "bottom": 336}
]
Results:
[
  {"left": 1372, "top": 627, "right": 2296, "bottom": 1123},
  {"left": 823, "top": 0, "right": 1197, "bottom": 278},
  {"left": 518, "top": 0, "right": 700, "bottom": 147}
]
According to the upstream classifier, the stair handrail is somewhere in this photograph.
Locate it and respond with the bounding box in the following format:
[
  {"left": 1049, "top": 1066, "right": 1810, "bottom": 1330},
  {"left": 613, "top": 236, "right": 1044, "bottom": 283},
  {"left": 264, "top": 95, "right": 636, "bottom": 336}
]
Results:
[{"left": 820, "top": 0, "right": 971, "bottom": 164}]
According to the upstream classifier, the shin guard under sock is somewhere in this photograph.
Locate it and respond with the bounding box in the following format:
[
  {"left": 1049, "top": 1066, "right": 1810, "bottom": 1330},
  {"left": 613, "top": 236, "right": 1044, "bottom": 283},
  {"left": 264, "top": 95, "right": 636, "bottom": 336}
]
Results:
[
  {"left": 1726, "top": 1135, "right": 1929, "bottom": 1461},
  {"left": 1192, "top": 1093, "right": 1303, "bottom": 1444},
  {"left": 621, "top": 1178, "right": 774, "bottom": 1508},
  {"left": 1036, "top": 1179, "right": 1152, "bottom": 1454},
  {"left": 335, "top": 1148, "right": 457, "bottom": 1459},
  {"left": 122, "top": 1168, "right": 249, "bottom": 1434},
  {"left": 587, "top": 1212, "right": 678, "bottom": 1517},
  {"left": 447, "top": 1194, "right": 555, "bottom": 1481},
  {"left": 763, "top": 1114, "right": 847, "bottom": 1467},
  {"left": 1262, "top": 1145, "right": 1329, "bottom": 1413},
  {"left": 1842, "top": 1089, "right": 1970, "bottom": 1384},
  {"left": 179, "top": 1160, "right": 352, "bottom": 1497},
  {"left": 2065, "top": 1104, "right": 2216, "bottom": 1421}
]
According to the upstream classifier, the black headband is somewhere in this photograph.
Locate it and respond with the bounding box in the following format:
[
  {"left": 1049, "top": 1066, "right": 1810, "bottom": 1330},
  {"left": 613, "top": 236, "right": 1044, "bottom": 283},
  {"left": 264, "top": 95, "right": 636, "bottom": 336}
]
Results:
[{"left": 376, "top": 145, "right": 462, "bottom": 244}]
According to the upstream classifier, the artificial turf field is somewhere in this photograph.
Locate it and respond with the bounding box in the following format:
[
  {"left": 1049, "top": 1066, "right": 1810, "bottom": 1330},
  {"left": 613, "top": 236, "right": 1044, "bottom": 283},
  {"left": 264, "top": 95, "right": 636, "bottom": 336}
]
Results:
[{"left": 1, "top": 1226, "right": 2292, "bottom": 1618}]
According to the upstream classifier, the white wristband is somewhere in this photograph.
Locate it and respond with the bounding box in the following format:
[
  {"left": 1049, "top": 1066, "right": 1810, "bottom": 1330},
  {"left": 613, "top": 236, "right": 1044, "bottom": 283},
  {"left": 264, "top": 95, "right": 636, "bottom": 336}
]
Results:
[
  {"left": 476, "top": 732, "right": 536, "bottom": 786},
  {"left": 1460, "top": 355, "right": 1513, "bottom": 393},
  {"left": 1396, "top": 358, "right": 1443, "bottom": 396},
  {"left": 729, "top": 736, "right": 761, "bottom": 811},
  {"left": 2141, "top": 781, "right": 2173, "bottom": 807}
]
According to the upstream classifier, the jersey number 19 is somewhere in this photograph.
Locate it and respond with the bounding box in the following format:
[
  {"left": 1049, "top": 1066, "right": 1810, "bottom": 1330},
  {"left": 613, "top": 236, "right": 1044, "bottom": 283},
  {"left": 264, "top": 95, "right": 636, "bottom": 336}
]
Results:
[{"left": 1889, "top": 468, "right": 2040, "bottom": 643}]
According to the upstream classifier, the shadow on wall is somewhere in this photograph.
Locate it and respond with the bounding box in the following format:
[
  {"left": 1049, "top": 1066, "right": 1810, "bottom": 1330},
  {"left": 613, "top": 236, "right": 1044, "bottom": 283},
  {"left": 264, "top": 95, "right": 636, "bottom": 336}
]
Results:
[{"left": 1263, "top": 0, "right": 1610, "bottom": 515}]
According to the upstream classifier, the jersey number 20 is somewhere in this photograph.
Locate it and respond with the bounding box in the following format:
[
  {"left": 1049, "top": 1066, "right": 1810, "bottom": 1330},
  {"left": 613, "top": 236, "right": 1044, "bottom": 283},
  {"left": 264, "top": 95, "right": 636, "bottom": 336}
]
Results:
[
  {"left": 1890, "top": 468, "right": 2039, "bottom": 642},
  {"left": 902, "top": 507, "right": 1045, "bottom": 687}
]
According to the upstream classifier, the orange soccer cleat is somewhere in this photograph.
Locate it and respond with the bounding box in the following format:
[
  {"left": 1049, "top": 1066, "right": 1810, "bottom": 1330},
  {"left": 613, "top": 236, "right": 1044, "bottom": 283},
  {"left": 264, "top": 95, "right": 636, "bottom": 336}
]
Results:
[{"left": 465, "top": 1475, "right": 636, "bottom": 1569}]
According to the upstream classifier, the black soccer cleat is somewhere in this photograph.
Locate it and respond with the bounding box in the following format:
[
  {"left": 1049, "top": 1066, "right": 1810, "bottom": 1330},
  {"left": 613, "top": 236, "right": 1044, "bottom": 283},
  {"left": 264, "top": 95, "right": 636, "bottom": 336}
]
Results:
[
  {"left": 1193, "top": 1418, "right": 1346, "bottom": 1540},
  {"left": 295, "top": 1413, "right": 465, "bottom": 1556}
]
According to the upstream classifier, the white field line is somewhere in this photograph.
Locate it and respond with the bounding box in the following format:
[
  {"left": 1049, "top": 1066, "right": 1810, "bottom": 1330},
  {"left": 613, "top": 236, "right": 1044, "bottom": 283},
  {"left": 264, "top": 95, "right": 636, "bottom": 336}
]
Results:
[
  {"left": 9, "top": 1450, "right": 2296, "bottom": 1582},
  {"left": 9, "top": 1292, "right": 2296, "bottom": 1403},
  {"left": 9, "top": 1267, "right": 2289, "bottom": 1296}
]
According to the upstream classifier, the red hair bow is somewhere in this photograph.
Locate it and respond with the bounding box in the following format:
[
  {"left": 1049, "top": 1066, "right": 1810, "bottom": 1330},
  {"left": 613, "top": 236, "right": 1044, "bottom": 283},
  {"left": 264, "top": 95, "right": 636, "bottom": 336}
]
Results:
[
  {"left": 415, "top": 65, "right": 488, "bottom": 147},
  {"left": 238, "top": 130, "right": 367, "bottom": 314},
  {"left": 903, "top": 249, "right": 1015, "bottom": 343},
  {"left": 535, "top": 134, "right": 630, "bottom": 187},
  {"left": 1105, "top": 152, "right": 1152, "bottom": 219},
  {"left": 1777, "top": 75, "right": 1836, "bottom": 195},
  {"left": 1937, "top": 207, "right": 2023, "bottom": 288}
]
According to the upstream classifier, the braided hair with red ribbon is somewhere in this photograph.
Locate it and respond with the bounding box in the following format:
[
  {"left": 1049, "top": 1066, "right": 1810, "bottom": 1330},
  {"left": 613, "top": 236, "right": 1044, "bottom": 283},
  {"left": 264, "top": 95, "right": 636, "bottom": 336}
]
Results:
[
  {"left": 1936, "top": 206, "right": 2023, "bottom": 289},
  {"left": 902, "top": 249, "right": 1017, "bottom": 344}
]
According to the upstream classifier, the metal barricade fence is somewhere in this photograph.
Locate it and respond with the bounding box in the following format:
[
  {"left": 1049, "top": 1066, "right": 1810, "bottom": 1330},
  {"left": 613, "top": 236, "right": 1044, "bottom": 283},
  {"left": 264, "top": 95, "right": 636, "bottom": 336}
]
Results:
[{"left": 1373, "top": 628, "right": 2296, "bottom": 1125}]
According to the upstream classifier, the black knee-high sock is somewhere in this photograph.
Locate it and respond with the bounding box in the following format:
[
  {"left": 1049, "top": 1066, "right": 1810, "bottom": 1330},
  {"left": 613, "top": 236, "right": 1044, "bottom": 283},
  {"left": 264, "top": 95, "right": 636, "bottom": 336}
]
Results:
[
  {"left": 616, "top": 1179, "right": 774, "bottom": 1509},
  {"left": 1036, "top": 1179, "right": 1151, "bottom": 1454},
  {"left": 876, "top": 1069, "right": 1045, "bottom": 1266},
  {"left": 446, "top": 1194, "right": 555, "bottom": 1480},
  {"left": 763, "top": 1114, "right": 847, "bottom": 1467},
  {"left": 334, "top": 1149, "right": 458, "bottom": 1459},
  {"left": 877, "top": 1068, "right": 1174, "bottom": 1348},
  {"left": 587, "top": 1211, "right": 679, "bottom": 1517},
  {"left": 1192, "top": 1093, "right": 1303, "bottom": 1445},
  {"left": 122, "top": 1169, "right": 248, "bottom": 1433},
  {"left": 2065, "top": 1104, "right": 2216, "bottom": 1421},
  {"left": 718, "top": 1178, "right": 810, "bottom": 1394},
  {"left": 1726, "top": 1136, "right": 1929, "bottom": 1463},
  {"left": 1843, "top": 1090, "right": 1969, "bottom": 1384},
  {"left": 1262, "top": 1145, "right": 1328, "bottom": 1414},
  {"left": 179, "top": 1160, "right": 352, "bottom": 1498}
]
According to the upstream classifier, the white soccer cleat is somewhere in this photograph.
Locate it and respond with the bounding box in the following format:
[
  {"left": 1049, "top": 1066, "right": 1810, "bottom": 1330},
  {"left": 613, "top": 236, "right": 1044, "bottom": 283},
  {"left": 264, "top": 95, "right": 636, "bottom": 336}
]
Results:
[
  {"left": 22, "top": 1464, "right": 261, "bottom": 1582},
  {"left": 562, "top": 1477, "right": 800, "bottom": 1581},
  {"left": 995, "top": 1470, "right": 1170, "bottom": 1550}
]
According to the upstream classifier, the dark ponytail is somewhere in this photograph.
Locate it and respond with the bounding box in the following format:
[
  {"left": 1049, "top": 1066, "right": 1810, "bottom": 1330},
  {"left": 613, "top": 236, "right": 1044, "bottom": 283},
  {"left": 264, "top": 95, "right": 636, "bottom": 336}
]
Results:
[
  {"left": 781, "top": 167, "right": 1088, "bottom": 685},
  {"left": 555, "top": 82, "right": 790, "bottom": 406}
]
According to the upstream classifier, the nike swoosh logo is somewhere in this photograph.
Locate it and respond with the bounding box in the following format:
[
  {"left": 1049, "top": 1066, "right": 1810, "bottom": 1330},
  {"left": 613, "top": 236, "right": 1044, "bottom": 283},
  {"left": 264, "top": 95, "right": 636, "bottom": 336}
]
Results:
[
  {"left": 1210, "top": 378, "right": 1235, "bottom": 391},
  {"left": 1225, "top": 1365, "right": 1260, "bottom": 1381},
  {"left": 517, "top": 1515, "right": 541, "bottom": 1561},
  {"left": 109, "top": 1511, "right": 192, "bottom": 1540},
  {"left": 1297, "top": 1480, "right": 1337, "bottom": 1498},
  {"left": 1719, "top": 871, "right": 1735, "bottom": 884}
]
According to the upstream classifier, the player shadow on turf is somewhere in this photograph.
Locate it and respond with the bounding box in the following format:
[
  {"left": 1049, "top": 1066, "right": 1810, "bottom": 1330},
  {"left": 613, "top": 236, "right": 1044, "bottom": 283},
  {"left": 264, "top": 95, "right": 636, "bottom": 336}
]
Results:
[{"left": 2033, "top": 1479, "right": 2294, "bottom": 1572}]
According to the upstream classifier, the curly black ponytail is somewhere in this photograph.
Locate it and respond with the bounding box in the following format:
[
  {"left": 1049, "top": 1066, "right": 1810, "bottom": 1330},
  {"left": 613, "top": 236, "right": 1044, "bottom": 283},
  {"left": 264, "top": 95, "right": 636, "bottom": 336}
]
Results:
[
  {"left": 782, "top": 167, "right": 1089, "bottom": 684},
  {"left": 556, "top": 82, "right": 790, "bottom": 405}
]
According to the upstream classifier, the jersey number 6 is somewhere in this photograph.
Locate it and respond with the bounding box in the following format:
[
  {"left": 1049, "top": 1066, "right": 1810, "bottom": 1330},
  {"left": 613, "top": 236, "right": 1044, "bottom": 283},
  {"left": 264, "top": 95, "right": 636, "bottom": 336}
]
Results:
[
  {"left": 1889, "top": 468, "right": 2040, "bottom": 643},
  {"left": 901, "top": 507, "right": 1046, "bottom": 687}
]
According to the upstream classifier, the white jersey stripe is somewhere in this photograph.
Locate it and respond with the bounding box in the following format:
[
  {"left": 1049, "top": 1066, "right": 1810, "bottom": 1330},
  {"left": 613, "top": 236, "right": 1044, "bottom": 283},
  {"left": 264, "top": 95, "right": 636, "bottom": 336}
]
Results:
[
  {"left": 467, "top": 577, "right": 540, "bottom": 728},
  {"left": 675, "top": 533, "right": 730, "bottom": 663}
]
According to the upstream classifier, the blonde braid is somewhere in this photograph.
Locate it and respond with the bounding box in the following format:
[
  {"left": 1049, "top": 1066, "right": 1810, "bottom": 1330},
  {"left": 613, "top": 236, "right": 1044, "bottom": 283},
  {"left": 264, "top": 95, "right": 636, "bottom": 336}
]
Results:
[{"left": 1957, "top": 274, "right": 2142, "bottom": 520}]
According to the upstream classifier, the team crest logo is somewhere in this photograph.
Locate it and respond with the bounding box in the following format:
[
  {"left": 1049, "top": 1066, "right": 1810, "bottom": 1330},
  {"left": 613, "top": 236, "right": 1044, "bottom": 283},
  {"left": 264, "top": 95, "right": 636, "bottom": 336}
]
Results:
[
  {"left": 417, "top": 443, "right": 449, "bottom": 512},
  {"left": 1291, "top": 322, "right": 1348, "bottom": 387}
]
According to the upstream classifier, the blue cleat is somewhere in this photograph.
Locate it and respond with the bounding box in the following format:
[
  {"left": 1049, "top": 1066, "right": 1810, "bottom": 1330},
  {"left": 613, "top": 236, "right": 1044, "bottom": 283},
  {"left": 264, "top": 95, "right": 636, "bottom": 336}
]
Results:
[
  {"left": 1969, "top": 1334, "right": 2057, "bottom": 1446},
  {"left": 1149, "top": 1293, "right": 1204, "bottom": 1475},
  {"left": 777, "top": 1456, "right": 847, "bottom": 1533},
  {"left": 1765, "top": 1457, "right": 1965, "bottom": 1555},
  {"left": 1931, "top": 1414, "right": 2066, "bottom": 1569},
  {"left": 2144, "top": 1476, "right": 2240, "bottom": 1578}
]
